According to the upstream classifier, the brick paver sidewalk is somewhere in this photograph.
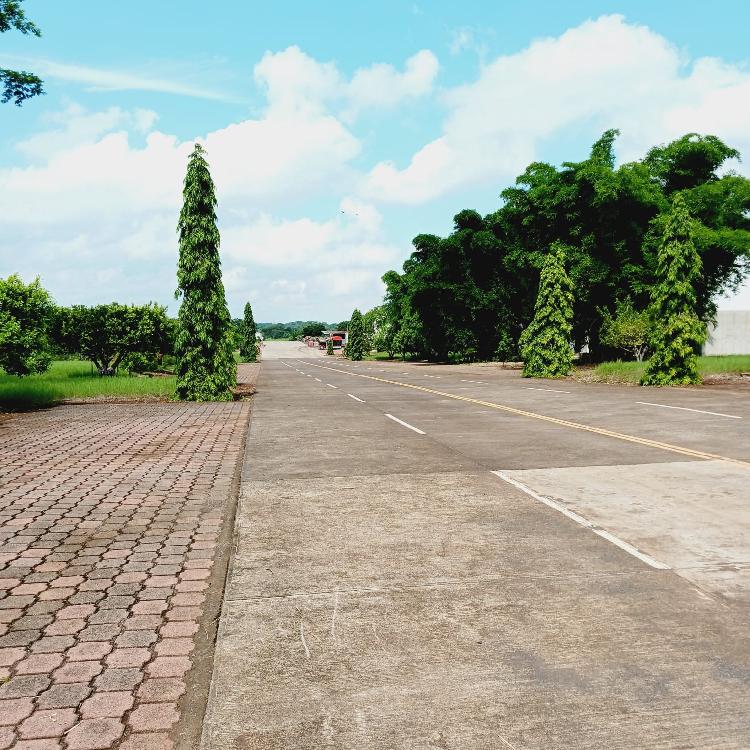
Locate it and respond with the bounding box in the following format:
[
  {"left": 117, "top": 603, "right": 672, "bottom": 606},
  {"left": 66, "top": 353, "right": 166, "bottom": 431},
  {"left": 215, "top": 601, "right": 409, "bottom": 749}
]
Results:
[{"left": 0, "top": 400, "right": 250, "bottom": 750}]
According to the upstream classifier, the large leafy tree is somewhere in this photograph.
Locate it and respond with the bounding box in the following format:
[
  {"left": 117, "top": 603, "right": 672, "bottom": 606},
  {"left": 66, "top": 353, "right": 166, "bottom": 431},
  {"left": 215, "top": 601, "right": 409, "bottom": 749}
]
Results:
[
  {"left": 382, "top": 130, "right": 749, "bottom": 363},
  {"left": 519, "top": 244, "right": 574, "bottom": 378},
  {"left": 174, "top": 144, "right": 236, "bottom": 401},
  {"left": 53, "top": 303, "right": 173, "bottom": 375},
  {"left": 239, "top": 302, "right": 257, "bottom": 362},
  {"left": 0, "top": 274, "right": 53, "bottom": 375},
  {"left": 1, "top": 1, "right": 44, "bottom": 105},
  {"left": 641, "top": 194, "right": 706, "bottom": 385},
  {"left": 346, "top": 309, "right": 367, "bottom": 361}
]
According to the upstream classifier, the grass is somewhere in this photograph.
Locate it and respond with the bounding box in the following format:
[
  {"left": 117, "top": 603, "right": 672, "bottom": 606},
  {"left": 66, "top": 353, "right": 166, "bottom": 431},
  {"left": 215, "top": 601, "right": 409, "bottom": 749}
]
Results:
[
  {"left": 579, "top": 355, "right": 750, "bottom": 384},
  {"left": 0, "top": 360, "right": 176, "bottom": 410}
]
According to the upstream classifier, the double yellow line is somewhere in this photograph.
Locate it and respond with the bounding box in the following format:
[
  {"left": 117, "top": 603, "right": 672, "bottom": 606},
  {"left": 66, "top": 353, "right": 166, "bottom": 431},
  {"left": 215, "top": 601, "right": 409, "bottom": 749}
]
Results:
[{"left": 301, "top": 361, "right": 750, "bottom": 469}]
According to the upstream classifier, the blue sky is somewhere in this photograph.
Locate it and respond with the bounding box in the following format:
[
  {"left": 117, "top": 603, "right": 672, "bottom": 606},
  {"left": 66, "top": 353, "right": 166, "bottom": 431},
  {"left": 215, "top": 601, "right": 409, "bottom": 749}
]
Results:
[{"left": 2, "top": 1, "right": 750, "bottom": 321}]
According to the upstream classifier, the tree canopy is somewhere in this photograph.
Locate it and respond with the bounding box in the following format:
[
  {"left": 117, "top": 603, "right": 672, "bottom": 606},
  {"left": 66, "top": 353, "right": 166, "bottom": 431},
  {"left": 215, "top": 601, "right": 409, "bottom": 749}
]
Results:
[
  {"left": 377, "top": 130, "right": 749, "bottom": 363},
  {"left": 174, "top": 144, "right": 236, "bottom": 401},
  {"left": 0, "top": 1, "right": 44, "bottom": 105},
  {"left": 239, "top": 302, "right": 258, "bottom": 362},
  {"left": 53, "top": 303, "right": 173, "bottom": 375},
  {"left": 641, "top": 194, "right": 706, "bottom": 385},
  {"left": 0, "top": 274, "right": 53, "bottom": 376}
]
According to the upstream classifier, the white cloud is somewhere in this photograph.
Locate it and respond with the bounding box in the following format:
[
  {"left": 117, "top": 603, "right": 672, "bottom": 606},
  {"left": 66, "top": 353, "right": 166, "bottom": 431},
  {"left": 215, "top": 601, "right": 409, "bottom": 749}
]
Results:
[
  {"left": 16, "top": 103, "right": 158, "bottom": 161},
  {"left": 0, "top": 55, "right": 241, "bottom": 102},
  {"left": 253, "top": 46, "right": 438, "bottom": 119},
  {"left": 3, "top": 21, "right": 750, "bottom": 318},
  {"left": 362, "top": 14, "right": 750, "bottom": 204}
]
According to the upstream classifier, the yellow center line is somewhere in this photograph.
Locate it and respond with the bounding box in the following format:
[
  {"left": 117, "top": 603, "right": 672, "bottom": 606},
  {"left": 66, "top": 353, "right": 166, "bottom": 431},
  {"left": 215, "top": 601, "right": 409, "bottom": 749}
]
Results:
[{"left": 299, "top": 360, "right": 750, "bottom": 469}]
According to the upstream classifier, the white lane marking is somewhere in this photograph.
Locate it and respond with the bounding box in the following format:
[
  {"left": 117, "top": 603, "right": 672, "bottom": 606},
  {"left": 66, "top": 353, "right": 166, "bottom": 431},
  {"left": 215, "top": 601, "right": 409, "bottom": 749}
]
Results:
[
  {"left": 314, "top": 378, "right": 322, "bottom": 382},
  {"left": 461, "top": 379, "right": 488, "bottom": 385},
  {"left": 636, "top": 401, "right": 741, "bottom": 420},
  {"left": 385, "top": 414, "right": 425, "bottom": 435},
  {"left": 491, "top": 470, "right": 670, "bottom": 570},
  {"left": 525, "top": 387, "right": 571, "bottom": 394},
  {"left": 327, "top": 383, "right": 338, "bottom": 389},
  {"left": 348, "top": 393, "right": 366, "bottom": 402}
]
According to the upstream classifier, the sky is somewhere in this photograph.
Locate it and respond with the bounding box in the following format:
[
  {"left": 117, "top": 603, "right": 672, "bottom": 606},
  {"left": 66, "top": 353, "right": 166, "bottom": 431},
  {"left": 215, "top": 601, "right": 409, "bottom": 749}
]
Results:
[{"left": 1, "top": 0, "right": 750, "bottom": 322}]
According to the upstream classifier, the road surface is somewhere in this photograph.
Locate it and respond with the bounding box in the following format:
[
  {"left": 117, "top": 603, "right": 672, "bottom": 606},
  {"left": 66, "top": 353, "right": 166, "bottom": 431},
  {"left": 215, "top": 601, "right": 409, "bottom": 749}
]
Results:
[{"left": 202, "top": 350, "right": 750, "bottom": 749}]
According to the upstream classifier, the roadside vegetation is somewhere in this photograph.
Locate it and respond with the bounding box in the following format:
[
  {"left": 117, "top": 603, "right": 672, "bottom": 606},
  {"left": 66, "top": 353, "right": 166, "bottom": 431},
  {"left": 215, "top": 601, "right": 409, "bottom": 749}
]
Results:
[
  {"left": 579, "top": 355, "right": 750, "bottom": 385},
  {"left": 364, "top": 131, "right": 749, "bottom": 384},
  {"left": 0, "top": 360, "right": 176, "bottom": 410}
]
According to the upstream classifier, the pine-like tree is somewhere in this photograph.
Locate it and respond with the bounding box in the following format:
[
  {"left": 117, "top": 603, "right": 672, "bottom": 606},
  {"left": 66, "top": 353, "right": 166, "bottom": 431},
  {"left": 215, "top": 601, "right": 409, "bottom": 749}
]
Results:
[
  {"left": 346, "top": 309, "right": 366, "bottom": 361},
  {"left": 174, "top": 144, "right": 236, "bottom": 401},
  {"left": 519, "top": 243, "right": 574, "bottom": 378},
  {"left": 239, "top": 302, "right": 257, "bottom": 362},
  {"left": 641, "top": 193, "right": 706, "bottom": 386},
  {"left": 326, "top": 338, "right": 334, "bottom": 355}
]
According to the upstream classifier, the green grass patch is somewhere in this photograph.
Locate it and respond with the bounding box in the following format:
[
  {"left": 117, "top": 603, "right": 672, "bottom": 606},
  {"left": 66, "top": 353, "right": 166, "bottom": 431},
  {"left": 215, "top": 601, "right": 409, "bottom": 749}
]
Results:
[
  {"left": 580, "top": 355, "right": 750, "bottom": 384},
  {"left": 0, "top": 360, "right": 176, "bottom": 410}
]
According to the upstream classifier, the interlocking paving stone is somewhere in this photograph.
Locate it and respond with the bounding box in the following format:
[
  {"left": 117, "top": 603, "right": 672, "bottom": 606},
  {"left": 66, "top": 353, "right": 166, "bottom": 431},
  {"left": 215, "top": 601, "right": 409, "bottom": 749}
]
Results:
[{"left": 0, "top": 400, "right": 250, "bottom": 748}]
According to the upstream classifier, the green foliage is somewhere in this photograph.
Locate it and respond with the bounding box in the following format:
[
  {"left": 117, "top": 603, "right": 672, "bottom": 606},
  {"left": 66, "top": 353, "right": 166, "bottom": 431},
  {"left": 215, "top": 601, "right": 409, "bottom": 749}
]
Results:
[
  {"left": 346, "top": 309, "right": 367, "bottom": 361},
  {"left": 0, "top": 1, "right": 43, "bottom": 105},
  {"left": 174, "top": 144, "right": 236, "bottom": 401},
  {"left": 0, "top": 360, "right": 175, "bottom": 410},
  {"left": 519, "top": 244, "right": 574, "bottom": 378},
  {"left": 300, "top": 322, "right": 326, "bottom": 338},
  {"left": 53, "top": 303, "right": 173, "bottom": 375},
  {"left": 380, "top": 130, "right": 749, "bottom": 363},
  {"left": 599, "top": 299, "right": 651, "bottom": 361},
  {"left": 239, "top": 302, "right": 258, "bottom": 362},
  {"left": 0, "top": 274, "right": 53, "bottom": 376},
  {"left": 326, "top": 338, "right": 334, "bottom": 355},
  {"left": 641, "top": 194, "right": 707, "bottom": 385},
  {"left": 393, "top": 309, "right": 425, "bottom": 360},
  {"left": 584, "top": 355, "right": 750, "bottom": 385}
]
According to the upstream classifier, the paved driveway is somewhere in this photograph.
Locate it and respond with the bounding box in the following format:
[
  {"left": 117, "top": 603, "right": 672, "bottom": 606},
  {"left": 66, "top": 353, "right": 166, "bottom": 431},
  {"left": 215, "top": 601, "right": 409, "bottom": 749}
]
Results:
[{"left": 0, "top": 399, "right": 249, "bottom": 750}]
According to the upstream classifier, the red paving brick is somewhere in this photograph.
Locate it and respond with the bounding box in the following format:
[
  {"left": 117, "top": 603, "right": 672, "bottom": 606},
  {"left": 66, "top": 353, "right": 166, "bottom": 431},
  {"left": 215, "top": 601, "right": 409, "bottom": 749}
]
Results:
[{"left": 0, "top": 401, "right": 250, "bottom": 749}]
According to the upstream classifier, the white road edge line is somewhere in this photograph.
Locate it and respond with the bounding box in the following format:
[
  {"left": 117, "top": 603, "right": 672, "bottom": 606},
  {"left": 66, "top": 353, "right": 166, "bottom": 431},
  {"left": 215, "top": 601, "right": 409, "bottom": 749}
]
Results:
[
  {"left": 636, "top": 401, "right": 741, "bottom": 419},
  {"left": 525, "top": 387, "right": 571, "bottom": 394},
  {"left": 348, "top": 394, "right": 366, "bottom": 402},
  {"left": 327, "top": 383, "right": 338, "bottom": 389},
  {"left": 385, "top": 413, "right": 425, "bottom": 435},
  {"left": 490, "top": 470, "right": 670, "bottom": 571}
]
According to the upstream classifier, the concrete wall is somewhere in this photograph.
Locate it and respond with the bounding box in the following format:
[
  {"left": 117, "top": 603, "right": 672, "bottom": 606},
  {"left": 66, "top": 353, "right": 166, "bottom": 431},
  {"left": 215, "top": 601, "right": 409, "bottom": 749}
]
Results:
[{"left": 704, "top": 310, "right": 750, "bottom": 355}]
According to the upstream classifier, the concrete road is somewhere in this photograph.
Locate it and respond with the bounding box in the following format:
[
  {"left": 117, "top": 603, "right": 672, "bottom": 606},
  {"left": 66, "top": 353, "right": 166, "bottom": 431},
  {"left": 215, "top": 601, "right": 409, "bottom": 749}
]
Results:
[
  {"left": 201, "top": 357, "right": 750, "bottom": 749},
  {"left": 260, "top": 340, "right": 327, "bottom": 359}
]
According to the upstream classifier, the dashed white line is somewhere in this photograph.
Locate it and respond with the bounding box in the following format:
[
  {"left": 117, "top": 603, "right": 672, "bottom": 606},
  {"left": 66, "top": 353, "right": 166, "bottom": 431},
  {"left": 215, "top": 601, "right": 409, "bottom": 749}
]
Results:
[
  {"left": 327, "top": 383, "right": 338, "bottom": 389},
  {"left": 347, "top": 394, "right": 366, "bottom": 402},
  {"left": 491, "top": 470, "right": 670, "bottom": 570},
  {"left": 314, "top": 378, "right": 322, "bottom": 382},
  {"left": 385, "top": 414, "right": 425, "bottom": 434},
  {"left": 636, "top": 401, "right": 741, "bottom": 419},
  {"left": 525, "top": 387, "right": 571, "bottom": 394}
]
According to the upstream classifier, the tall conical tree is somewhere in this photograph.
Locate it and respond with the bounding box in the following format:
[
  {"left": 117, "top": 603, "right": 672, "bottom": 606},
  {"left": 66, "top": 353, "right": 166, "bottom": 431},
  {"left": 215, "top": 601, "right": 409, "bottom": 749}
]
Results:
[
  {"left": 641, "top": 193, "right": 706, "bottom": 386},
  {"left": 239, "top": 302, "right": 257, "bottom": 362},
  {"left": 174, "top": 144, "right": 236, "bottom": 401},
  {"left": 346, "top": 309, "right": 366, "bottom": 361},
  {"left": 519, "top": 243, "right": 574, "bottom": 378}
]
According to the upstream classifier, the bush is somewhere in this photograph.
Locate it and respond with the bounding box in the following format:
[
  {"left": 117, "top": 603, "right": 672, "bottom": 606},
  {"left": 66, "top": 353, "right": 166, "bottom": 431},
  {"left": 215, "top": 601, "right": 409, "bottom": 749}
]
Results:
[
  {"left": 0, "top": 274, "right": 54, "bottom": 376},
  {"left": 599, "top": 299, "right": 651, "bottom": 361}
]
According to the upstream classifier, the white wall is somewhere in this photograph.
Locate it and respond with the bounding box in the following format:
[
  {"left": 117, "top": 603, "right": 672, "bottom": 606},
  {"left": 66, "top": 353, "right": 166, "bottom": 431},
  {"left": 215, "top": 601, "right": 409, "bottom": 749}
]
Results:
[{"left": 704, "top": 311, "right": 750, "bottom": 355}]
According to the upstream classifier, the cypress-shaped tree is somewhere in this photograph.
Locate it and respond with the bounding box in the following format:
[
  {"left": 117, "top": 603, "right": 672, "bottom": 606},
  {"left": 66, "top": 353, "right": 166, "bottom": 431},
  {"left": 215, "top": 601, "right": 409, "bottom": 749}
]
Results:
[
  {"left": 326, "top": 338, "right": 334, "bottom": 355},
  {"left": 174, "top": 144, "right": 236, "bottom": 401},
  {"left": 346, "top": 309, "right": 366, "bottom": 361},
  {"left": 641, "top": 193, "right": 706, "bottom": 386},
  {"left": 519, "top": 243, "right": 574, "bottom": 378},
  {"left": 239, "top": 302, "right": 257, "bottom": 362}
]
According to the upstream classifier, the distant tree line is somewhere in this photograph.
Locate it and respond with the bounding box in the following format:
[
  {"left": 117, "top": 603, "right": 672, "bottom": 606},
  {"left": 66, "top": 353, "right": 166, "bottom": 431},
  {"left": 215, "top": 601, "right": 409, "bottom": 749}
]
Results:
[{"left": 372, "top": 131, "right": 750, "bottom": 363}]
